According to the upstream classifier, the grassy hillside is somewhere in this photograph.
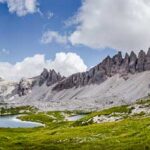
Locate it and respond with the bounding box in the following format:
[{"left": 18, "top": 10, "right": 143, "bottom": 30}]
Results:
[{"left": 1, "top": 99, "right": 150, "bottom": 150}]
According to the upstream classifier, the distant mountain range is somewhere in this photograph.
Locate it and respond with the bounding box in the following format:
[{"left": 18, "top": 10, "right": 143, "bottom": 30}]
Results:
[{"left": 1, "top": 49, "right": 150, "bottom": 111}]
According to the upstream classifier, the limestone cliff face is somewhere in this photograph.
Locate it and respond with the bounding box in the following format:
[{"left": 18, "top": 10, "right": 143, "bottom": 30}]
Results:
[
  {"left": 18, "top": 69, "right": 64, "bottom": 96},
  {"left": 53, "top": 49, "right": 150, "bottom": 91},
  {"left": 17, "top": 49, "right": 150, "bottom": 93},
  {"left": 18, "top": 78, "right": 33, "bottom": 96},
  {"left": 39, "top": 69, "right": 63, "bottom": 87}
]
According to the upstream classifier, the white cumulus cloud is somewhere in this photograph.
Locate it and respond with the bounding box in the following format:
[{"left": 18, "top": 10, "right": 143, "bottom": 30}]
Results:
[
  {"left": 0, "top": 0, "right": 39, "bottom": 16},
  {"left": 49, "top": 52, "right": 87, "bottom": 77},
  {"left": 41, "top": 30, "right": 68, "bottom": 44},
  {"left": 0, "top": 52, "right": 87, "bottom": 81},
  {"left": 69, "top": 0, "right": 150, "bottom": 52}
]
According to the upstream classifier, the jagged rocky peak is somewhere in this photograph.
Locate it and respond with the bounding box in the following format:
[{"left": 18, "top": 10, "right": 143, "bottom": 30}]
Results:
[
  {"left": 39, "top": 68, "right": 64, "bottom": 86},
  {"left": 124, "top": 53, "right": 130, "bottom": 64},
  {"left": 39, "top": 68, "right": 49, "bottom": 86},
  {"left": 136, "top": 50, "right": 146, "bottom": 72},
  {"left": 46, "top": 69, "right": 63, "bottom": 86},
  {"left": 18, "top": 78, "right": 33, "bottom": 96},
  {"left": 17, "top": 68, "right": 64, "bottom": 97},
  {"left": 113, "top": 51, "right": 123, "bottom": 65},
  {"left": 121, "top": 53, "right": 130, "bottom": 73},
  {"left": 53, "top": 49, "right": 150, "bottom": 91},
  {"left": 144, "top": 48, "right": 150, "bottom": 71},
  {"left": 129, "top": 51, "right": 137, "bottom": 73}
]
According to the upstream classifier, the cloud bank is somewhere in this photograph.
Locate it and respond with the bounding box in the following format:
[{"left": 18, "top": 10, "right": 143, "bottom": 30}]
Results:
[
  {"left": 0, "top": 0, "right": 39, "bottom": 16},
  {"left": 70, "top": 0, "right": 150, "bottom": 52},
  {"left": 0, "top": 52, "right": 87, "bottom": 81},
  {"left": 41, "top": 30, "right": 68, "bottom": 45}
]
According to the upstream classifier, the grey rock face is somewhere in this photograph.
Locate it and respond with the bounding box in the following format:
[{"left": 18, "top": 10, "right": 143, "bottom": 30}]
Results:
[
  {"left": 101, "top": 56, "right": 113, "bottom": 76},
  {"left": 18, "top": 69, "right": 64, "bottom": 96},
  {"left": 18, "top": 78, "right": 32, "bottom": 96},
  {"left": 46, "top": 69, "right": 62, "bottom": 86},
  {"left": 99, "top": 52, "right": 123, "bottom": 76},
  {"left": 120, "top": 53, "right": 130, "bottom": 75},
  {"left": 144, "top": 48, "right": 150, "bottom": 71},
  {"left": 17, "top": 48, "right": 150, "bottom": 93},
  {"left": 53, "top": 49, "right": 150, "bottom": 91},
  {"left": 39, "top": 69, "right": 63, "bottom": 86},
  {"left": 53, "top": 64, "right": 107, "bottom": 91},
  {"left": 136, "top": 50, "right": 146, "bottom": 72},
  {"left": 129, "top": 51, "right": 137, "bottom": 74},
  {"left": 113, "top": 51, "right": 123, "bottom": 66},
  {"left": 93, "top": 69, "right": 107, "bottom": 83},
  {"left": 39, "top": 68, "right": 49, "bottom": 86},
  {"left": 111, "top": 52, "right": 123, "bottom": 75}
]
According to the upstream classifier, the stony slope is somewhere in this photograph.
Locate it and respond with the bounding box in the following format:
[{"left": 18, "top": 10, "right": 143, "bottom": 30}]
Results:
[
  {"left": 6, "top": 71, "right": 150, "bottom": 111},
  {"left": 0, "top": 78, "right": 17, "bottom": 103}
]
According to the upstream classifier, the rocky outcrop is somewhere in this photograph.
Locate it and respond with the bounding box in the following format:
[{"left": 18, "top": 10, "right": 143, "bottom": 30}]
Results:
[
  {"left": 119, "top": 53, "right": 130, "bottom": 76},
  {"left": 18, "top": 78, "right": 32, "bottom": 96},
  {"left": 144, "top": 48, "right": 150, "bottom": 71},
  {"left": 46, "top": 70, "right": 62, "bottom": 86},
  {"left": 18, "top": 69, "right": 64, "bottom": 97},
  {"left": 16, "top": 49, "right": 150, "bottom": 93},
  {"left": 136, "top": 50, "right": 146, "bottom": 72},
  {"left": 39, "top": 68, "right": 49, "bottom": 86},
  {"left": 39, "top": 69, "right": 64, "bottom": 87},
  {"left": 53, "top": 49, "right": 150, "bottom": 91},
  {"left": 129, "top": 51, "right": 137, "bottom": 74}
]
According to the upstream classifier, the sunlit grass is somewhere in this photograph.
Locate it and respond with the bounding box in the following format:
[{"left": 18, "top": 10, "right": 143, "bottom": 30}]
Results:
[{"left": 1, "top": 100, "right": 150, "bottom": 149}]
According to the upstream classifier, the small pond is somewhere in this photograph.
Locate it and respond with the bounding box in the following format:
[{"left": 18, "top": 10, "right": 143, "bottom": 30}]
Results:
[
  {"left": 0, "top": 115, "right": 44, "bottom": 128},
  {"left": 66, "top": 115, "right": 85, "bottom": 121}
]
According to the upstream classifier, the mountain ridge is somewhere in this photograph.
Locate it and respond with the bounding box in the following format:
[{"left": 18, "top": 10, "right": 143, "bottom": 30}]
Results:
[
  {"left": 52, "top": 48, "right": 150, "bottom": 91},
  {"left": 1, "top": 49, "right": 150, "bottom": 111}
]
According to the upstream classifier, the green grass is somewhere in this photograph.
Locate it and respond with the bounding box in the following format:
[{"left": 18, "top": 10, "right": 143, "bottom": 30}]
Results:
[
  {"left": 74, "top": 105, "right": 133, "bottom": 126},
  {"left": 0, "top": 104, "right": 150, "bottom": 150},
  {"left": 1, "top": 116, "right": 150, "bottom": 149},
  {"left": 19, "top": 111, "right": 70, "bottom": 128},
  {"left": 0, "top": 106, "right": 37, "bottom": 116},
  {"left": 136, "top": 98, "right": 150, "bottom": 105}
]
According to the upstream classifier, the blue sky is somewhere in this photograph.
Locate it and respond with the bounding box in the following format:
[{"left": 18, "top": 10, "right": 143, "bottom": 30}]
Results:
[
  {"left": 0, "top": 0, "right": 116, "bottom": 67},
  {"left": 0, "top": 0, "right": 149, "bottom": 80}
]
